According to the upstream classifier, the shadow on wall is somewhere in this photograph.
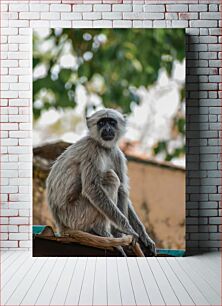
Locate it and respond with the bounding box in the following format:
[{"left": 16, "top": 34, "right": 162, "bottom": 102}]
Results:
[
  {"left": 33, "top": 142, "right": 185, "bottom": 250},
  {"left": 186, "top": 34, "right": 201, "bottom": 254}
]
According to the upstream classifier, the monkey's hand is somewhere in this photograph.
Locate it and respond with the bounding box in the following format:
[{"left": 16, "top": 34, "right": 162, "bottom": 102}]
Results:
[
  {"left": 140, "top": 233, "right": 156, "bottom": 256},
  {"left": 121, "top": 221, "right": 139, "bottom": 246}
]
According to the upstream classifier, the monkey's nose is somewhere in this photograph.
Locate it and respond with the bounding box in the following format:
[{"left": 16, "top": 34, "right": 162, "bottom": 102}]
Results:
[{"left": 101, "top": 129, "right": 115, "bottom": 141}]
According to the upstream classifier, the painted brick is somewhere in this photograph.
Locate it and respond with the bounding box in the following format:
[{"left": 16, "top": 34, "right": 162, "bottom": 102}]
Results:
[
  {"left": 83, "top": 12, "right": 101, "bottom": 20},
  {"left": 29, "top": 4, "right": 49, "bottom": 12},
  {"left": 179, "top": 12, "right": 198, "bottom": 20},
  {"left": 9, "top": 4, "right": 28, "bottom": 12},
  {"left": 94, "top": 4, "right": 111, "bottom": 12},
  {"left": 9, "top": 233, "right": 29, "bottom": 240},
  {"left": 61, "top": 13, "right": 82, "bottom": 20},
  {"left": 1, "top": 209, "right": 18, "bottom": 216},
  {"left": 143, "top": 5, "right": 165, "bottom": 12},
  {"left": 72, "top": 20, "right": 93, "bottom": 28},
  {"left": 190, "top": 20, "right": 218, "bottom": 28},
  {"left": 113, "top": 20, "right": 132, "bottom": 27},
  {"left": 102, "top": 12, "right": 122, "bottom": 19},
  {"left": 166, "top": 5, "right": 188, "bottom": 12},
  {"left": 9, "top": 217, "right": 28, "bottom": 225},
  {"left": 9, "top": 20, "right": 29, "bottom": 28},
  {"left": 112, "top": 4, "right": 132, "bottom": 11},
  {"left": 50, "top": 21, "right": 72, "bottom": 28},
  {"left": 9, "top": 115, "right": 29, "bottom": 123},
  {"left": 1, "top": 4, "right": 8, "bottom": 12},
  {"left": 200, "top": 12, "right": 221, "bottom": 20},
  {"left": 19, "top": 241, "right": 31, "bottom": 248},
  {"left": 2, "top": 123, "right": 18, "bottom": 131},
  {"left": 154, "top": 20, "right": 171, "bottom": 28},
  {"left": 19, "top": 226, "right": 30, "bottom": 233},
  {"left": 200, "top": 36, "right": 218, "bottom": 44},
  {"left": 165, "top": 13, "right": 178, "bottom": 20},
  {"left": 189, "top": 4, "right": 207, "bottom": 12},
  {"left": 1, "top": 138, "right": 18, "bottom": 146},
  {"left": 209, "top": 217, "right": 222, "bottom": 225},
  {"left": 141, "top": 20, "right": 152, "bottom": 28},
  {"left": 30, "top": 20, "right": 50, "bottom": 28},
  {"left": 50, "top": 4, "right": 71, "bottom": 12},
  {"left": 133, "top": 5, "right": 143, "bottom": 12},
  {"left": 73, "top": 4, "right": 92, "bottom": 12},
  {"left": 93, "top": 20, "right": 112, "bottom": 28},
  {"left": 209, "top": 4, "right": 219, "bottom": 12},
  {"left": 41, "top": 12, "right": 60, "bottom": 20},
  {"left": 124, "top": 12, "right": 164, "bottom": 19},
  {"left": 1, "top": 241, "right": 18, "bottom": 248},
  {"left": 19, "top": 12, "right": 40, "bottom": 20},
  {"left": 172, "top": 20, "right": 188, "bottom": 28}
]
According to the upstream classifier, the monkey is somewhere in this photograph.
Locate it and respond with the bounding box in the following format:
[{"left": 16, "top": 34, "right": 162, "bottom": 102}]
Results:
[{"left": 46, "top": 108, "right": 156, "bottom": 256}]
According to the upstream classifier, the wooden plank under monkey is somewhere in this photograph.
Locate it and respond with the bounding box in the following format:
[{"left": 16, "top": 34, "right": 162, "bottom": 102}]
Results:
[{"left": 33, "top": 226, "right": 145, "bottom": 257}]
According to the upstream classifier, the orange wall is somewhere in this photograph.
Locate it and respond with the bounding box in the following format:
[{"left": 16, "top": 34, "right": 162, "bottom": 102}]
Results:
[{"left": 128, "top": 159, "right": 185, "bottom": 249}]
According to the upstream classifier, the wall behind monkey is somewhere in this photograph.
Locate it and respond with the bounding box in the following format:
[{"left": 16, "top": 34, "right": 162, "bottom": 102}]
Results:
[{"left": 0, "top": 0, "right": 221, "bottom": 254}]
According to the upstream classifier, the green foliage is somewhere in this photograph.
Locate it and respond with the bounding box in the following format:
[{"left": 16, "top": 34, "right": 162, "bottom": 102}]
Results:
[{"left": 33, "top": 28, "right": 185, "bottom": 161}]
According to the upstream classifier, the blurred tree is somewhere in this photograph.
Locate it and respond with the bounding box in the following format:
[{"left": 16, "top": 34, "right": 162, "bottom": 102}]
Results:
[{"left": 33, "top": 29, "right": 185, "bottom": 161}]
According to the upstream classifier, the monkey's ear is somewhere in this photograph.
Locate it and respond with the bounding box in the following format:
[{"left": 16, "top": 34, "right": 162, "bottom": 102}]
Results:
[
  {"left": 86, "top": 116, "right": 89, "bottom": 127},
  {"left": 85, "top": 116, "right": 91, "bottom": 129},
  {"left": 123, "top": 114, "right": 128, "bottom": 123}
]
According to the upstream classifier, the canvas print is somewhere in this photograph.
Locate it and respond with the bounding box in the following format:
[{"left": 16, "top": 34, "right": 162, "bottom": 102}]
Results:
[{"left": 33, "top": 29, "right": 185, "bottom": 257}]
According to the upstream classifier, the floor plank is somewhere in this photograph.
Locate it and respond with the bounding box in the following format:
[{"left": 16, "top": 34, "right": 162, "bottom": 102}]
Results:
[
  {"left": 0, "top": 251, "right": 14, "bottom": 263},
  {"left": 21, "top": 258, "right": 56, "bottom": 305},
  {"left": 78, "top": 257, "right": 96, "bottom": 305},
  {"left": 184, "top": 256, "right": 220, "bottom": 294},
  {"left": 116, "top": 257, "right": 136, "bottom": 305},
  {"left": 136, "top": 258, "right": 165, "bottom": 305},
  {"left": 1, "top": 252, "right": 29, "bottom": 290},
  {"left": 5, "top": 257, "right": 46, "bottom": 305},
  {"left": 176, "top": 257, "right": 221, "bottom": 305},
  {"left": 127, "top": 257, "right": 150, "bottom": 305},
  {"left": 194, "top": 252, "right": 220, "bottom": 274},
  {"left": 50, "top": 257, "right": 78, "bottom": 305},
  {"left": 107, "top": 257, "right": 122, "bottom": 306},
  {"left": 147, "top": 257, "right": 180, "bottom": 305},
  {"left": 64, "top": 257, "right": 87, "bottom": 305},
  {"left": 93, "top": 257, "right": 107, "bottom": 305},
  {"left": 157, "top": 258, "right": 195, "bottom": 305},
  {"left": 167, "top": 257, "right": 210, "bottom": 305},
  {"left": 1, "top": 254, "right": 35, "bottom": 303},
  {"left": 35, "top": 258, "right": 67, "bottom": 305},
  {"left": 2, "top": 251, "right": 22, "bottom": 273}
]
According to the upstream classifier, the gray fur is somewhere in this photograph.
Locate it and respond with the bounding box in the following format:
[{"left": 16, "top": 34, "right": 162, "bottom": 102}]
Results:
[{"left": 46, "top": 108, "right": 156, "bottom": 254}]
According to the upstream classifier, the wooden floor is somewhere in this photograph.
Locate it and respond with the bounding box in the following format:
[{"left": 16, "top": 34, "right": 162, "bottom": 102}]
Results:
[{"left": 1, "top": 251, "right": 220, "bottom": 306}]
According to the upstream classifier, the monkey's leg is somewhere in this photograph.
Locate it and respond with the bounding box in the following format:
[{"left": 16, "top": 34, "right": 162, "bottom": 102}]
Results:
[{"left": 128, "top": 201, "right": 156, "bottom": 256}]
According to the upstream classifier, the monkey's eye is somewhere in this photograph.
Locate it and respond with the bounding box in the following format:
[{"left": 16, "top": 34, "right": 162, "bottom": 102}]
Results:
[
  {"left": 97, "top": 120, "right": 105, "bottom": 128},
  {"left": 109, "top": 119, "right": 117, "bottom": 127}
]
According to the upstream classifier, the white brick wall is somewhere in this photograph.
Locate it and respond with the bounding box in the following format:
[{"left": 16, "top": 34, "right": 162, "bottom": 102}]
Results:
[{"left": 0, "top": 0, "right": 221, "bottom": 253}]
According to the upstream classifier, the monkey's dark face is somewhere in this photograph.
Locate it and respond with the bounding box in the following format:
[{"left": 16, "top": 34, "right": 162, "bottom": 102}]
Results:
[{"left": 97, "top": 117, "right": 117, "bottom": 141}]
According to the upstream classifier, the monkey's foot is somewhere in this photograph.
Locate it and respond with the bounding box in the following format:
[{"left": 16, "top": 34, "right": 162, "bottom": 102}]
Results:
[{"left": 141, "top": 235, "right": 157, "bottom": 256}]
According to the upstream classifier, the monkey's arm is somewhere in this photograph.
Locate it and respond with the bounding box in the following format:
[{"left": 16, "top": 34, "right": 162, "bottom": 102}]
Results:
[
  {"left": 80, "top": 161, "right": 138, "bottom": 239},
  {"left": 116, "top": 150, "right": 129, "bottom": 216},
  {"left": 128, "top": 201, "right": 156, "bottom": 254}
]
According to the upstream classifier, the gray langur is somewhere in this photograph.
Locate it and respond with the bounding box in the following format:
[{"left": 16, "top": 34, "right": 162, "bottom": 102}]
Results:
[{"left": 46, "top": 108, "right": 156, "bottom": 255}]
